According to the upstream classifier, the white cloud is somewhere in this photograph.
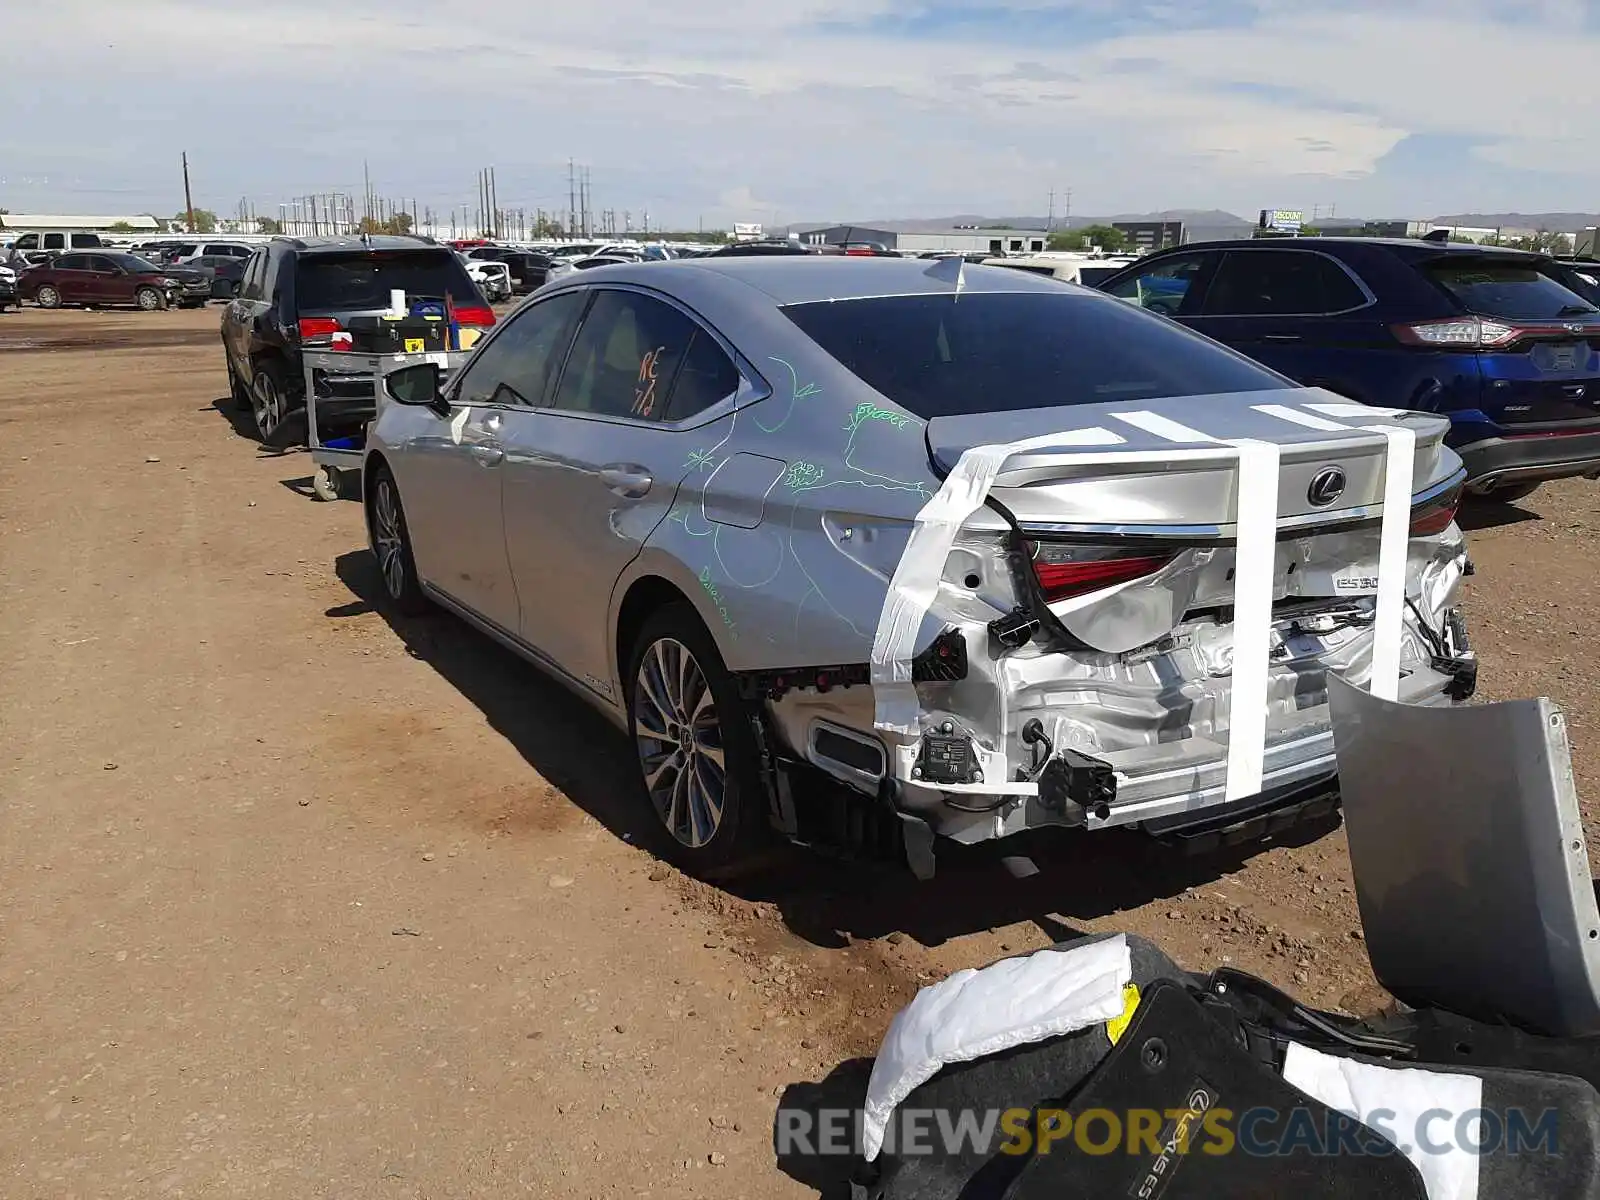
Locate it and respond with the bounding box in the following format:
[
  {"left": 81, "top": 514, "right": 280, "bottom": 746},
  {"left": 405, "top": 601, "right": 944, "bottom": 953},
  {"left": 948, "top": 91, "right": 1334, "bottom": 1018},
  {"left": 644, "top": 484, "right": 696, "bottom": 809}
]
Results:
[{"left": 2, "top": 0, "right": 1599, "bottom": 223}]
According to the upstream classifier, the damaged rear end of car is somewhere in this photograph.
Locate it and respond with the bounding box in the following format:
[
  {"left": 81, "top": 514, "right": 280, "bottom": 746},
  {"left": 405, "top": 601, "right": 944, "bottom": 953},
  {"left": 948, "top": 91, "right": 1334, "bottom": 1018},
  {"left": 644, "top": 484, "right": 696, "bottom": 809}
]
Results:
[
  {"left": 870, "top": 401, "right": 1471, "bottom": 854},
  {"left": 752, "top": 279, "right": 1474, "bottom": 872}
]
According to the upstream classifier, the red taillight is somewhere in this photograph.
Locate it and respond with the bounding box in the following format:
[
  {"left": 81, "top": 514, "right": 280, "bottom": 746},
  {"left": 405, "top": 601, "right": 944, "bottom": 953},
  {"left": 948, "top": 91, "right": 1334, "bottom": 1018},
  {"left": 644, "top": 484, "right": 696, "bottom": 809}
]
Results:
[
  {"left": 845, "top": 248, "right": 876, "bottom": 256},
  {"left": 1027, "top": 542, "right": 1179, "bottom": 603},
  {"left": 1409, "top": 483, "right": 1462, "bottom": 537},
  {"left": 453, "top": 305, "right": 496, "bottom": 327},
  {"left": 298, "top": 316, "right": 341, "bottom": 339}
]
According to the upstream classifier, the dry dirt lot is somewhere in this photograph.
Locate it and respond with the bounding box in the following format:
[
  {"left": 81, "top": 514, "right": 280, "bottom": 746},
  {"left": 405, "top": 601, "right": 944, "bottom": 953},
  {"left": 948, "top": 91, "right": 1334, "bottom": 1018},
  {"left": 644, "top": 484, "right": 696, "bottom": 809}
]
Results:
[{"left": 3, "top": 304, "right": 1598, "bottom": 1198}]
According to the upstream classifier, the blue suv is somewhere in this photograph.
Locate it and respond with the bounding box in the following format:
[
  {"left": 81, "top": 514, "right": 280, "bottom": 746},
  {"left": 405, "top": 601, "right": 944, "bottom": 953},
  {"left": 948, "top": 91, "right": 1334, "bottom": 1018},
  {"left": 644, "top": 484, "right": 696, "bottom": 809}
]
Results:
[{"left": 1095, "top": 238, "right": 1600, "bottom": 500}]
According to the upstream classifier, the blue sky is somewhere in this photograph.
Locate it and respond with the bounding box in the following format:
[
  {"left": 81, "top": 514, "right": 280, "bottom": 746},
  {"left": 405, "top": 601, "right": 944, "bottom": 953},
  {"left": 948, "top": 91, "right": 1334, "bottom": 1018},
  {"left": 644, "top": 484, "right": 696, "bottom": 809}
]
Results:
[{"left": 2, "top": 0, "right": 1597, "bottom": 228}]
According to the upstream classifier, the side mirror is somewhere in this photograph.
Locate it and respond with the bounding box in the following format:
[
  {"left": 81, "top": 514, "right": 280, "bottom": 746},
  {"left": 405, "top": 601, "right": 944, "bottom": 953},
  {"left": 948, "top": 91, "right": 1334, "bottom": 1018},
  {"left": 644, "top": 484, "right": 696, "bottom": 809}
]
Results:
[{"left": 385, "top": 362, "right": 449, "bottom": 415}]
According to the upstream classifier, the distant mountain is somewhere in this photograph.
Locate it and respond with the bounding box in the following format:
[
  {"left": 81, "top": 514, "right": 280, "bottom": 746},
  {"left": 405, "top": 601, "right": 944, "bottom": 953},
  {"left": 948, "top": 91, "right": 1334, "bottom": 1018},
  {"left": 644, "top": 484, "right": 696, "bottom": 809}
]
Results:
[{"left": 1432, "top": 212, "right": 1600, "bottom": 233}]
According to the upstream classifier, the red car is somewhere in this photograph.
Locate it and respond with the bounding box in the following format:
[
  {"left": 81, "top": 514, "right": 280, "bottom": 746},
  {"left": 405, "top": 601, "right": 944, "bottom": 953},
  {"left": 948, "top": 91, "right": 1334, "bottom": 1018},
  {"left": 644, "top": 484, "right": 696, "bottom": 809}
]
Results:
[{"left": 19, "top": 252, "right": 208, "bottom": 310}]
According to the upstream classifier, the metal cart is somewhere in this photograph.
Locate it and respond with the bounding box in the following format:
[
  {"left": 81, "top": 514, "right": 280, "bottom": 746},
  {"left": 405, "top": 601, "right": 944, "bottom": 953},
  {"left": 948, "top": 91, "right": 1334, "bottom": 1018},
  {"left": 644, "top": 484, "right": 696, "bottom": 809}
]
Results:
[{"left": 301, "top": 348, "right": 470, "bottom": 501}]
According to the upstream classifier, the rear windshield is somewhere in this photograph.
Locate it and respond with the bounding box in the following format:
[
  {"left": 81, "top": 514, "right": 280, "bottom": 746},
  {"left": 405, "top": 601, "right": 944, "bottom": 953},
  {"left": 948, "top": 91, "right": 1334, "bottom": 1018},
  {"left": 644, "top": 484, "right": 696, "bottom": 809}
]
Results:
[
  {"left": 295, "top": 250, "right": 479, "bottom": 311},
  {"left": 781, "top": 292, "right": 1288, "bottom": 417},
  {"left": 1424, "top": 259, "right": 1598, "bottom": 319}
]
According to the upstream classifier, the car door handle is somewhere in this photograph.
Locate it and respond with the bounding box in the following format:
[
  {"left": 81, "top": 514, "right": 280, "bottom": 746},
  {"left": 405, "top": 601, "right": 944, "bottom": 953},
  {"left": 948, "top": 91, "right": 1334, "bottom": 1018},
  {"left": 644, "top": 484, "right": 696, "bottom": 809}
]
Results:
[
  {"left": 600, "top": 464, "right": 653, "bottom": 498},
  {"left": 470, "top": 444, "right": 504, "bottom": 467},
  {"left": 1262, "top": 333, "right": 1302, "bottom": 342}
]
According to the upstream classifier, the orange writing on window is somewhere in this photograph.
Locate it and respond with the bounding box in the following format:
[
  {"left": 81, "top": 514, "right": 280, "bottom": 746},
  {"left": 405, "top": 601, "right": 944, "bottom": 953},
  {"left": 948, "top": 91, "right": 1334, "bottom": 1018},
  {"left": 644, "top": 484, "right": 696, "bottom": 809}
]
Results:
[{"left": 633, "top": 345, "right": 668, "bottom": 417}]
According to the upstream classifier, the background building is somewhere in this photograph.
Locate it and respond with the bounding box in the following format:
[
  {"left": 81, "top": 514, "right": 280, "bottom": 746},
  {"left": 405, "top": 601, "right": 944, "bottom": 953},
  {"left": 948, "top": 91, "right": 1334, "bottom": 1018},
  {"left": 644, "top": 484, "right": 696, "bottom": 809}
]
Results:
[
  {"left": 793, "top": 224, "right": 1048, "bottom": 255},
  {"left": 1112, "top": 220, "right": 1185, "bottom": 252},
  {"left": 0, "top": 213, "right": 160, "bottom": 233}
]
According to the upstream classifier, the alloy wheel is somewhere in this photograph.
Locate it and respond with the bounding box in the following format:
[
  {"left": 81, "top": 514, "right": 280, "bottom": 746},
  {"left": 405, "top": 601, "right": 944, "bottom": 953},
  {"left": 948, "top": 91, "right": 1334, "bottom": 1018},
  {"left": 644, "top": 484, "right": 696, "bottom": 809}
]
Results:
[
  {"left": 36, "top": 285, "right": 59, "bottom": 309},
  {"left": 137, "top": 288, "right": 161, "bottom": 311},
  {"left": 633, "top": 637, "right": 727, "bottom": 848},
  {"left": 252, "top": 373, "right": 283, "bottom": 439},
  {"left": 372, "top": 479, "right": 407, "bottom": 600}
]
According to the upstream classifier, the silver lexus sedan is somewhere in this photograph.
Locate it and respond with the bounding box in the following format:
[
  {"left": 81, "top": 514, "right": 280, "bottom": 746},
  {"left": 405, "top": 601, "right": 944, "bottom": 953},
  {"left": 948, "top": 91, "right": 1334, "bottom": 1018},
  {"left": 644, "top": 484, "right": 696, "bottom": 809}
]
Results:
[{"left": 362, "top": 256, "right": 1475, "bottom": 878}]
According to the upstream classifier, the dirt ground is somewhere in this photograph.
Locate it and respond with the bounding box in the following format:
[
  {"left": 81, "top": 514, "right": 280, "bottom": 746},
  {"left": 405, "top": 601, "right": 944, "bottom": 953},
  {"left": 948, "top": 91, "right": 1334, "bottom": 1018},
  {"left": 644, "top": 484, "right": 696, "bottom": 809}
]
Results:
[{"left": 3, "top": 304, "right": 1597, "bottom": 1198}]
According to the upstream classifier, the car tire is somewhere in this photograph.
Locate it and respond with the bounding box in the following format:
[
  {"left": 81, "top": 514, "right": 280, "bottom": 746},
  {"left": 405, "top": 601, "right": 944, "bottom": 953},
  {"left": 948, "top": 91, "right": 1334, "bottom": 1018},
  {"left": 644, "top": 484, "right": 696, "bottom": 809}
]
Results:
[
  {"left": 135, "top": 287, "right": 165, "bottom": 312},
  {"left": 34, "top": 284, "right": 61, "bottom": 309},
  {"left": 366, "top": 465, "right": 431, "bottom": 616},
  {"left": 626, "top": 603, "right": 771, "bottom": 879},
  {"left": 249, "top": 357, "right": 290, "bottom": 442},
  {"left": 225, "top": 355, "right": 251, "bottom": 412}
]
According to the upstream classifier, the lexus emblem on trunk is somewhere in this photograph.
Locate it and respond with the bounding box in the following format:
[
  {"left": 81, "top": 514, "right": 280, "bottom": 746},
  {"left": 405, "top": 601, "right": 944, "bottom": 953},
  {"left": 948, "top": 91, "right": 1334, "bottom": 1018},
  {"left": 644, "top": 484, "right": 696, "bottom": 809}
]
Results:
[
  {"left": 1307, "top": 466, "right": 1347, "bottom": 507},
  {"left": 1565, "top": 322, "right": 1585, "bottom": 333}
]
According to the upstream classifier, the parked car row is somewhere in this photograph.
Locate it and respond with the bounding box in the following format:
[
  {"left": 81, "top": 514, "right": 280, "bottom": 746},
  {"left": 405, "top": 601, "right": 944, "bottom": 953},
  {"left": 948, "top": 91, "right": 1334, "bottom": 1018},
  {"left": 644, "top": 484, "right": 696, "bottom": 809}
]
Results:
[
  {"left": 15, "top": 252, "right": 213, "bottom": 310},
  {"left": 1093, "top": 238, "right": 1600, "bottom": 499}
]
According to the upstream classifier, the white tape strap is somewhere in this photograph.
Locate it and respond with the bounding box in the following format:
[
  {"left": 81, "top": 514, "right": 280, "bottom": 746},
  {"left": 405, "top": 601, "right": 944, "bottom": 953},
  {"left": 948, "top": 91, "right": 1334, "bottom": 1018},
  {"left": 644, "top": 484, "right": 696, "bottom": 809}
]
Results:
[
  {"left": 871, "top": 427, "right": 1125, "bottom": 735},
  {"left": 1224, "top": 439, "right": 1281, "bottom": 800},
  {"left": 1251, "top": 403, "right": 1350, "bottom": 432},
  {"left": 1365, "top": 424, "right": 1416, "bottom": 701}
]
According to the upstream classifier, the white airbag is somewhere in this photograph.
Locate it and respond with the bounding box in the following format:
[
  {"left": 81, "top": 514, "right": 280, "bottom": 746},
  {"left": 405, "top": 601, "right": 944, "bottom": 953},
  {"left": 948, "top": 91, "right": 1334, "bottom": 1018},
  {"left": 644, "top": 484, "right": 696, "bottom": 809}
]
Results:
[
  {"left": 1283, "top": 1041, "right": 1482, "bottom": 1200},
  {"left": 861, "top": 934, "right": 1132, "bottom": 1160}
]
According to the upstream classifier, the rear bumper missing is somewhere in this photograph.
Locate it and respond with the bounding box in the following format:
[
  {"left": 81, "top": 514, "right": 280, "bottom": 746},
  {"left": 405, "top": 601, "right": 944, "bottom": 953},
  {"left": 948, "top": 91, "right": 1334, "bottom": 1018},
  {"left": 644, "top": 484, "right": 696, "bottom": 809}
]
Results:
[{"left": 898, "top": 663, "right": 1462, "bottom": 844}]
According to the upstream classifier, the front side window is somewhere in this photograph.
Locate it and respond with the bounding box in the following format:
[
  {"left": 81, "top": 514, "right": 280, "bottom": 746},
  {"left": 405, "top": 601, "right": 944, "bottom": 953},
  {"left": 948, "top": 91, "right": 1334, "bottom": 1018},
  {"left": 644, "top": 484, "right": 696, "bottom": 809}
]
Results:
[
  {"left": 13, "top": 235, "right": 38, "bottom": 251},
  {"left": 1202, "top": 250, "right": 1368, "bottom": 316},
  {"left": 551, "top": 290, "right": 734, "bottom": 421},
  {"left": 783, "top": 291, "right": 1288, "bottom": 419},
  {"left": 1105, "top": 252, "right": 1212, "bottom": 315},
  {"left": 453, "top": 290, "right": 587, "bottom": 408}
]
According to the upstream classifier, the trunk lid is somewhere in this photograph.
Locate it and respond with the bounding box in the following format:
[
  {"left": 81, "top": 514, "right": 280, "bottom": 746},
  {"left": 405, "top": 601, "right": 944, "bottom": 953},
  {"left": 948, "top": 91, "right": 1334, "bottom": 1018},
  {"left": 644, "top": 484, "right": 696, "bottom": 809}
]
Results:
[
  {"left": 926, "top": 387, "right": 1455, "bottom": 530},
  {"left": 926, "top": 388, "right": 1460, "bottom": 656}
]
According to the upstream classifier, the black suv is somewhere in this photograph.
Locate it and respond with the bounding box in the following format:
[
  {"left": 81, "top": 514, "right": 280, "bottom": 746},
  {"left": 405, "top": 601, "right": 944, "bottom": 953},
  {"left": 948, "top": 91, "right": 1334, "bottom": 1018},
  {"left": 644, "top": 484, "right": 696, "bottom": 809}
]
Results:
[
  {"left": 221, "top": 235, "right": 492, "bottom": 441},
  {"left": 464, "top": 245, "right": 551, "bottom": 293}
]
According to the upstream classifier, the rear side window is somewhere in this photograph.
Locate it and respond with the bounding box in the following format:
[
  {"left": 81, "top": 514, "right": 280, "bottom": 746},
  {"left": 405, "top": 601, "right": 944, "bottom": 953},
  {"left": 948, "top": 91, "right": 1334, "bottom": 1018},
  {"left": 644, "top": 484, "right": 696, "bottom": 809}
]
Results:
[
  {"left": 783, "top": 292, "right": 1288, "bottom": 419},
  {"left": 1424, "top": 259, "right": 1598, "bottom": 319},
  {"left": 1203, "top": 250, "right": 1368, "bottom": 315},
  {"left": 663, "top": 329, "right": 740, "bottom": 420},
  {"left": 294, "top": 250, "right": 479, "bottom": 311},
  {"left": 54, "top": 255, "right": 89, "bottom": 270},
  {"left": 70, "top": 233, "right": 103, "bottom": 248},
  {"left": 43, "top": 234, "right": 66, "bottom": 251}
]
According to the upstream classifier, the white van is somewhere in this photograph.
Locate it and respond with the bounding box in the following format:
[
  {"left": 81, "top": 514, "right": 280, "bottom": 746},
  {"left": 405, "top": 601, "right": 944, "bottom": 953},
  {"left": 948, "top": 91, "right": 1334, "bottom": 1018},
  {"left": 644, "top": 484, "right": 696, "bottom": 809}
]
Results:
[
  {"left": 980, "top": 254, "right": 1139, "bottom": 288},
  {"left": 5, "top": 230, "right": 106, "bottom": 266}
]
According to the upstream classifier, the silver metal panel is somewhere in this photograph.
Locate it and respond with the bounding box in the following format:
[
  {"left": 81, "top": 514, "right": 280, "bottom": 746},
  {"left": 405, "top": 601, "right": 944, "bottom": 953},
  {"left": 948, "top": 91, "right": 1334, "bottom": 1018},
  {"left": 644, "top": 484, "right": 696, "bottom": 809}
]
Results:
[{"left": 1329, "top": 674, "right": 1600, "bottom": 1036}]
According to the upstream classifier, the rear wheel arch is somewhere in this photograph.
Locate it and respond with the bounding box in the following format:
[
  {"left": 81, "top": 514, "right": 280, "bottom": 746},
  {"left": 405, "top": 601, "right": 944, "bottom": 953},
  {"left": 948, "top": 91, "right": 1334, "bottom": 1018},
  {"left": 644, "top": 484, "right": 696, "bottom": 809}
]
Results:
[{"left": 615, "top": 575, "right": 696, "bottom": 701}]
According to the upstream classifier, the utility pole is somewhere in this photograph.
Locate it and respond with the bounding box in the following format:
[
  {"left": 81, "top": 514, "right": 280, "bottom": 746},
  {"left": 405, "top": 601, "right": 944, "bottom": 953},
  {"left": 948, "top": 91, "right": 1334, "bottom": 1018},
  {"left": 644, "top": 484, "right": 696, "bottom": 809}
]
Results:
[
  {"left": 489, "top": 166, "right": 499, "bottom": 239},
  {"left": 567, "top": 159, "right": 577, "bottom": 237},
  {"left": 1047, "top": 189, "right": 1055, "bottom": 233},
  {"left": 181, "top": 151, "right": 195, "bottom": 233}
]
